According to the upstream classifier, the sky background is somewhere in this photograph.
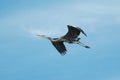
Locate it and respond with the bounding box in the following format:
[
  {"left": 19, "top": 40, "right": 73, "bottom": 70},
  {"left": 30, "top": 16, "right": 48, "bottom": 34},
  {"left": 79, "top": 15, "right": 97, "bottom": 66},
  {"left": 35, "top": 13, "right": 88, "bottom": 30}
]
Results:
[{"left": 0, "top": 0, "right": 120, "bottom": 80}]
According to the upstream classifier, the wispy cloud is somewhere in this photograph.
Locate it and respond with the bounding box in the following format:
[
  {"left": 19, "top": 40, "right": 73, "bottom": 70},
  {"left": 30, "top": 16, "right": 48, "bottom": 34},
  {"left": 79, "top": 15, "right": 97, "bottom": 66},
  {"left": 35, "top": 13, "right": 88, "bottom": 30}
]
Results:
[{"left": 0, "top": 1, "right": 120, "bottom": 37}]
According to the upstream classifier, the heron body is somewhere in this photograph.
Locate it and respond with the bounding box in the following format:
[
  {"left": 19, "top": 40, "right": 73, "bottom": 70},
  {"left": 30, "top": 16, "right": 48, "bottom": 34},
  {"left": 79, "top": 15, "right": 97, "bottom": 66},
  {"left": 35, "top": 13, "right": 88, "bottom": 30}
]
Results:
[{"left": 36, "top": 25, "right": 90, "bottom": 55}]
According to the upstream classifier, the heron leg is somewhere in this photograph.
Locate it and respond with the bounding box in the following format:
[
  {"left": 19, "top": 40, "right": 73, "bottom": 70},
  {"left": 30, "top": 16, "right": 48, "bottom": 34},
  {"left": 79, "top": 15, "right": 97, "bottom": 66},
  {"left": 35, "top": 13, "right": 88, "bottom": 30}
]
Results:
[
  {"left": 77, "top": 38, "right": 81, "bottom": 41},
  {"left": 77, "top": 41, "right": 90, "bottom": 48}
]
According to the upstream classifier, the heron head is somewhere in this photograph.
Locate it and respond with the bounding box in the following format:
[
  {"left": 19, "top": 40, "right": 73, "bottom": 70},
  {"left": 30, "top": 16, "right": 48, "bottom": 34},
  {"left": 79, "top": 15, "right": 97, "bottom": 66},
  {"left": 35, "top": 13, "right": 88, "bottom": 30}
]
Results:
[
  {"left": 36, "top": 34, "right": 45, "bottom": 37},
  {"left": 36, "top": 34, "right": 51, "bottom": 40}
]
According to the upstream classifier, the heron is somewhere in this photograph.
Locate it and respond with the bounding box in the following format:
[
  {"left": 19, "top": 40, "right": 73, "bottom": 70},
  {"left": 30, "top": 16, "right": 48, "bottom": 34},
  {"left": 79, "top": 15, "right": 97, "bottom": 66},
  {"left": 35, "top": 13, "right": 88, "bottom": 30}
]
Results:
[{"left": 36, "top": 25, "right": 90, "bottom": 55}]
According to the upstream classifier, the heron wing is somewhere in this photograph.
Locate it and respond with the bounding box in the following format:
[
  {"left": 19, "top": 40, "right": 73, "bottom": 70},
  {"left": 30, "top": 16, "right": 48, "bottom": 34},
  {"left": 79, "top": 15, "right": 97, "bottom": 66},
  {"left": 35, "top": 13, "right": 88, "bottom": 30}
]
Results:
[
  {"left": 76, "top": 27, "right": 87, "bottom": 37},
  {"left": 51, "top": 41, "right": 67, "bottom": 55},
  {"left": 63, "top": 25, "right": 87, "bottom": 39}
]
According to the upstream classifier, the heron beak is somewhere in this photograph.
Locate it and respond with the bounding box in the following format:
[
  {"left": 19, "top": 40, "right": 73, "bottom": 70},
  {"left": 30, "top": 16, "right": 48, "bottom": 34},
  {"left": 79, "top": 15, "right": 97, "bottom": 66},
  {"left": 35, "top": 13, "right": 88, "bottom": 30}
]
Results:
[
  {"left": 36, "top": 34, "right": 40, "bottom": 36},
  {"left": 36, "top": 34, "right": 43, "bottom": 37}
]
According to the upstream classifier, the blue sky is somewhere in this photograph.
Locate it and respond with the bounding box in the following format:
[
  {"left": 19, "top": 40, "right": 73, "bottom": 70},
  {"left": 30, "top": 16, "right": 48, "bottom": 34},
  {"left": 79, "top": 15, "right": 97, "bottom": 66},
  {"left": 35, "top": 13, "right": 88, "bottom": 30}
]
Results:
[{"left": 0, "top": 0, "right": 120, "bottom": 80}]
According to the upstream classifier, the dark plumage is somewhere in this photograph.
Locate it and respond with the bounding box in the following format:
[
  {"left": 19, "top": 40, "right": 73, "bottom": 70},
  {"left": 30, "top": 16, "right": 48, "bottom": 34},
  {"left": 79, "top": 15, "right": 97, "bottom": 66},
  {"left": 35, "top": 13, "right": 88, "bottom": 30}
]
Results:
[
  {"left": 62, "top": 25, "right": 87, "bottom": 41},
  {"left": 51, "top": 41, "right": 67, "bottom": 55},
  {"left": 36, "top": 25, "right": 90, "bottom": 55}
]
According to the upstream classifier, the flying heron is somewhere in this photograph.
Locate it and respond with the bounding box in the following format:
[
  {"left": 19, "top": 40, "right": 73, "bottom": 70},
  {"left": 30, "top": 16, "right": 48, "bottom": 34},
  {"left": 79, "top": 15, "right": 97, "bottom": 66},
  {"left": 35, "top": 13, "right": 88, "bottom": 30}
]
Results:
[{"left": 36, "top": 25, "right": 90, "bottom": 55}]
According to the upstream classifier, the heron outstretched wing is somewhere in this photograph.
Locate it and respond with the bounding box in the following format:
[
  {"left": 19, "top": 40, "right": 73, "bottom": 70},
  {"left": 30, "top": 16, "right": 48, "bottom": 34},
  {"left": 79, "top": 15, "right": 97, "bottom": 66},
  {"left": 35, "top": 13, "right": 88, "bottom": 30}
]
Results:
[
  {"left": 63, "top": 25, "right": 87, "bottom": 39},
  {"left": 51, "top": 41, "right": 67, "bottom": 55}
]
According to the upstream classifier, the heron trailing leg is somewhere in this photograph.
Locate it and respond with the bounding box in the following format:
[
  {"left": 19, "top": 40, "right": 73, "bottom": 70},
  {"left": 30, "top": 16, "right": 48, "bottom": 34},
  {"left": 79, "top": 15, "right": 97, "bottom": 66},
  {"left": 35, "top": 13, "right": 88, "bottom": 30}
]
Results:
[{"left": 77, "top": 41, "right": 90, "bottom": 48}]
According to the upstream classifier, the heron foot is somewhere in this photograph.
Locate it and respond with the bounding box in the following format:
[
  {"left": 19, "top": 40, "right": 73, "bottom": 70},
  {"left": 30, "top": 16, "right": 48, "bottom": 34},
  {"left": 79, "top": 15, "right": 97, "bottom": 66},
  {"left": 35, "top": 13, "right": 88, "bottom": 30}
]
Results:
[{"left": 84, "top": 46, "right": 90, "bottom": 48}]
